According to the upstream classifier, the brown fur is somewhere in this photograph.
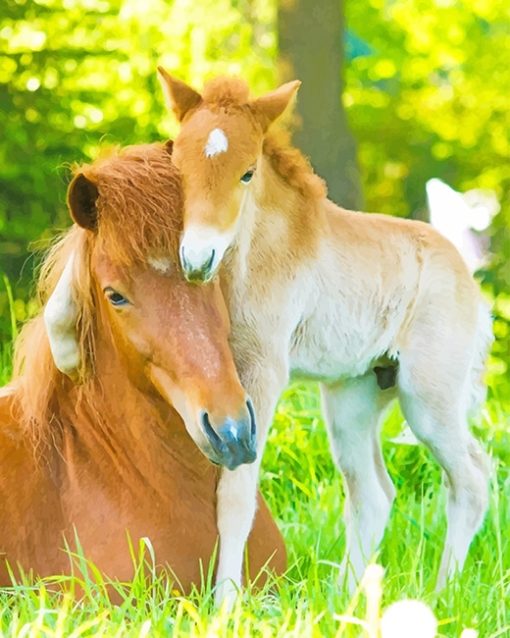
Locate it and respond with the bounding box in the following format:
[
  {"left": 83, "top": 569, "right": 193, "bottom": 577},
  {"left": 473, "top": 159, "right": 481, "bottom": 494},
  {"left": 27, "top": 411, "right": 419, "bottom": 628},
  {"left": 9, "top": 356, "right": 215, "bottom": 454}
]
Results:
[
  {"left": 1, "top": 143, "right": 286, "bottom": 591},
  {"left": 13, "top": 143, "right": 183, "bottom": 445},
  {"left": 76, "top": 142, "right": 183, "bottom": 263}
]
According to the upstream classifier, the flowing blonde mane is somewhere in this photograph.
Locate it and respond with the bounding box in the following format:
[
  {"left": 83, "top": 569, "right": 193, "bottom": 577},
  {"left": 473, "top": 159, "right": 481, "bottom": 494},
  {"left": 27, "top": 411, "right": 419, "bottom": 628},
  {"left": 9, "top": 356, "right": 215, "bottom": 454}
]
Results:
[{"left": 11, "top": 142, "right": 183, "bottom": 448}]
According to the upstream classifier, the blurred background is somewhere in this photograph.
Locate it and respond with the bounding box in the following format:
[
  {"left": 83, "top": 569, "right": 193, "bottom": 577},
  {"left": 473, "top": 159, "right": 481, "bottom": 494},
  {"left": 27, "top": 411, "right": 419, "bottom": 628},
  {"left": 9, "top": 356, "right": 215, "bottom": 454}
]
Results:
[{"left": 0, "top": 0, "right": 509, "bottom": 392}]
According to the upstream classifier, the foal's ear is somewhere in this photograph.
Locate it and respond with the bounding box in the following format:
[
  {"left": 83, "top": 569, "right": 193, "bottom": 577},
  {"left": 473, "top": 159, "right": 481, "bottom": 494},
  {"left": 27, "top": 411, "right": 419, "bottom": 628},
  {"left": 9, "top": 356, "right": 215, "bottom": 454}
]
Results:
[
  {"left": 157, "top": 67, "right": 203, "bottom": 122},
  {"left": 251, "top": 80, "right": 301, "bottom": 131},
  {"left": 67, "top": 173, "right": 99, "bottom": 231}
]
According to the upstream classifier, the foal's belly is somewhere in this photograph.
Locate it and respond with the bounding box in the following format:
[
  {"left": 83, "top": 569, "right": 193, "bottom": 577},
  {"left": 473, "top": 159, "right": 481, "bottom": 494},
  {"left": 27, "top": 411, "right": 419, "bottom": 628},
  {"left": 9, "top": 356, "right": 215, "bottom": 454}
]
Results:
[
  {"left": 290, "top": 342, "right": 380, "bottom": 383},
  {"left": 289, "top": 303, "right": 400, "bottom": 383}
]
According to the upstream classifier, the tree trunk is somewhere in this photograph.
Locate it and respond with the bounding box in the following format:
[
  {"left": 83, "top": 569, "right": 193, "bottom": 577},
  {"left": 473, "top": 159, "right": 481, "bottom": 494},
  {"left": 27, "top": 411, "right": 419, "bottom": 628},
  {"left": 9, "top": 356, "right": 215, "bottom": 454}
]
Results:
[{"left": 278, "top": 0, "right": 363, "bottom": 209}]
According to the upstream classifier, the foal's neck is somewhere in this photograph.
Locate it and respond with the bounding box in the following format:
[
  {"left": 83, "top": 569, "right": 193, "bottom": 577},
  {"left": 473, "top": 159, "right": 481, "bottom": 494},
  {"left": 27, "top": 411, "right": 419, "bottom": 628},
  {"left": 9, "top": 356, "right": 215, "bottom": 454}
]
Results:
[{"left": 231, "top": 141, "right": 327, "bottom": 283}]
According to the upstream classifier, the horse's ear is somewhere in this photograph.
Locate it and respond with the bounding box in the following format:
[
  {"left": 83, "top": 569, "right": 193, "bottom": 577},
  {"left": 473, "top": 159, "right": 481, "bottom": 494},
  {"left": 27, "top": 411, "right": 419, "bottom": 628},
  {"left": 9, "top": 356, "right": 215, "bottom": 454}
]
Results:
[
  {"left": 251, "top": 80, "right": 301, "bottom": 131},
  {"left": 157, "top": 67, "right": 202, "bottom": 122},
  {"left": 67, "top": 173, "right": 99, "bottom": 231},
  {"left": 164, "top": 139, "right": 174, "bottom": 155},
  {"left": 44, "top": 252, "right": 81, "bottom": 381}
]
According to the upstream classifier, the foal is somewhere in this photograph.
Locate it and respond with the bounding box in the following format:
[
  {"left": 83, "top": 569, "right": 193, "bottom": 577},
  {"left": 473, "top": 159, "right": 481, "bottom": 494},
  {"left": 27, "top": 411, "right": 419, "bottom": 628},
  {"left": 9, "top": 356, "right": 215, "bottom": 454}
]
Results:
[
  {"left": 158, "top": 70, "right": 492, "bottom": 603},
  {"left": 0, "top": 143, "right": 285, "bottom": 590}
]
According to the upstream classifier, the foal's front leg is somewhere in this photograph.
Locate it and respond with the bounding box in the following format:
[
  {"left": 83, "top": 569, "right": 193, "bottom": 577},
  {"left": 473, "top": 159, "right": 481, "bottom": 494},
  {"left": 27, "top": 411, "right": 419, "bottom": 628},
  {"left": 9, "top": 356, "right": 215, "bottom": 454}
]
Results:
[
  {"left": 214, "top": 358, "right": 286, "bottom": 608},
  {"left": 214, "top": 461, "right": 260, "bottom": 607}
]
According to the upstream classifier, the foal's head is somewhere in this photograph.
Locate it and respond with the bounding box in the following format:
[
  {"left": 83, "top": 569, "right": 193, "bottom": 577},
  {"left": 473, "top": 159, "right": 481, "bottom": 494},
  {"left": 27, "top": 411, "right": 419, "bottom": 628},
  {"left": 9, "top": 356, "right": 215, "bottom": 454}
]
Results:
[
  {"left": 42, "top": 144, "right": 256, "bottom": 470},
  {"left": 157, "top": 68, "right": 300, "bottom": 282}
]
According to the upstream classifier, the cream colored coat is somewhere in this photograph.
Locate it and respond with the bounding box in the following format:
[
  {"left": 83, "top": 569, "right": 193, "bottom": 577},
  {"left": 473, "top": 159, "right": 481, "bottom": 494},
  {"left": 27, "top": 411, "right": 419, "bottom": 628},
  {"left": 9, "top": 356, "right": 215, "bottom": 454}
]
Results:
[{"left": 156, "top": 71, "right": 492, "bottom": 606}]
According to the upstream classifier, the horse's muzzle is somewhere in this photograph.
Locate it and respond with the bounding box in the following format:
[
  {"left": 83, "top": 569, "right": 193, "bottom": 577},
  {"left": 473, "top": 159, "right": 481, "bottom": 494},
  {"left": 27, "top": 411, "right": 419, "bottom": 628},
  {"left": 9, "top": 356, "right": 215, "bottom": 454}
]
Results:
[{"left": 201, "top": 400, "right": 257, "bottom": 471}]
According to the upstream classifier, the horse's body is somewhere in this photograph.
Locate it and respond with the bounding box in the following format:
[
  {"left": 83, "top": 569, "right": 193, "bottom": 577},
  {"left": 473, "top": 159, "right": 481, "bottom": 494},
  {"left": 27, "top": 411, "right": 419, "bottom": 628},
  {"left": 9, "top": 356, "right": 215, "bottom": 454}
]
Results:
[
  {"left": 0, "top": 143, "right": 285, "bottom": 590},
  {"left": 158, "top": 71, "right": 492, "bottom": 603},
  {"left": 0, "top": 375, "right": 281, "bottom": 589}
]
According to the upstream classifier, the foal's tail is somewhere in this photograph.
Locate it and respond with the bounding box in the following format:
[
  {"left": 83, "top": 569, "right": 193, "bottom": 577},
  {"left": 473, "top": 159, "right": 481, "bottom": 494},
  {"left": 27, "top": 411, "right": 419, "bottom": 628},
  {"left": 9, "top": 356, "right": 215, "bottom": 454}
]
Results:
[{"left": 467, "top": 300, "right": 493, "bottom": 415}]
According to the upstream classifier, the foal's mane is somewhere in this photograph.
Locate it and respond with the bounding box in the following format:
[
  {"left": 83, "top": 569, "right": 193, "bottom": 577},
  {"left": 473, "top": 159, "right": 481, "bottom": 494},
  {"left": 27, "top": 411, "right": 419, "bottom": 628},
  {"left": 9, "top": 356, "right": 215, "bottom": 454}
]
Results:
[
  {"left": 11, "top": 142, "right": 182, "bottom": 448},
  {"left": 263, "top": 130, "right": 327, "bottom": 201},
  {"left": 202, "top": 77, "right": 327, "bottom": 201}
]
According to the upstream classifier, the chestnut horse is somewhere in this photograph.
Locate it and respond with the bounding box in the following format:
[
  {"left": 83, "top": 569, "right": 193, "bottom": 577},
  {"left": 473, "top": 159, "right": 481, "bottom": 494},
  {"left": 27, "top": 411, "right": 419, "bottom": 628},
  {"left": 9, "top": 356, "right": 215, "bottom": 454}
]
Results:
[
  {"left": 0, "top": 143, "right": 285, "bottom": 592},
  {"left": 157, "top": 70, "right": 492, "bottom": 604}
]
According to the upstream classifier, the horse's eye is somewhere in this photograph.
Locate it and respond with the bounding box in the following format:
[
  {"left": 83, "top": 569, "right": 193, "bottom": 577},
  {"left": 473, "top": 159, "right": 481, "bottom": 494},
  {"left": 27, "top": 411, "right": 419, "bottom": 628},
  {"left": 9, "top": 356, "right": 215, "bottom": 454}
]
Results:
[
  {"left": 240, "top": 169, "right": 255, "bottom": 184},
  {"left": 104, "top": 288, "right": 129, "bottom": 307}
]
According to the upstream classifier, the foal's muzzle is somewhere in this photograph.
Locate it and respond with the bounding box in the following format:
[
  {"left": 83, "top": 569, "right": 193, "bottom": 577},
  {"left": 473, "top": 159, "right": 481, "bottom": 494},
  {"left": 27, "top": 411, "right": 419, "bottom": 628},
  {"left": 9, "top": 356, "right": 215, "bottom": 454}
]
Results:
[
  {"left": 201, "top": 400, "right": 257, "bottom": 471},
  {"left": 179, "top": 226, "right": 233, "bottom": 283},
  {"left": 180, "top": 244, "right": 217, "bottom": 283}
]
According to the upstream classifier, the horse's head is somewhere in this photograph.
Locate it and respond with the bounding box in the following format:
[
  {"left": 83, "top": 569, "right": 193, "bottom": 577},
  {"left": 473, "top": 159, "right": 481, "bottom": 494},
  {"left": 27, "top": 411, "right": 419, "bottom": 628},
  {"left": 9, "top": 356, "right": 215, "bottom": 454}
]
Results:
[
  {"left": 44, "top": 144, "right": 256, "bottom": 470},
  {"left": 157, "top": 68, "right": 300, "bottom": 283}
]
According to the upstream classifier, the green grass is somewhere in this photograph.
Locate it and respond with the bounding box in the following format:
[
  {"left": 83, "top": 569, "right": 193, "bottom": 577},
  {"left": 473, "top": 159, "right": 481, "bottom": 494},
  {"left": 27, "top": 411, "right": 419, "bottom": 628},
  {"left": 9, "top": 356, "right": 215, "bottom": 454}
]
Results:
[{"left": 0, "top": 380, "right": 509, "bottom": 637}]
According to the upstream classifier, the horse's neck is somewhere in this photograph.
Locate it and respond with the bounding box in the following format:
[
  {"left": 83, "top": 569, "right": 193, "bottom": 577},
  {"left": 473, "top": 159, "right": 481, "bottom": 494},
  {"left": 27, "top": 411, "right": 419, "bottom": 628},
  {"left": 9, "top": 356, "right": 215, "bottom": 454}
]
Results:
[{"left": 57, "top": 335, "right": 190, "bottom": 497}]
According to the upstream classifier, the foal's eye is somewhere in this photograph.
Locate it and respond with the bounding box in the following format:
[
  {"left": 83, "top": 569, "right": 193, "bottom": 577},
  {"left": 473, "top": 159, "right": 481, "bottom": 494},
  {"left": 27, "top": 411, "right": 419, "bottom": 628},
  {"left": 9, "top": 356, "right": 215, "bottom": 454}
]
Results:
[
  {"left": 240, "top": 169, "right": 255, "bottom": 184},
  {"left": 104, "top": 288, "right": 129, "bottom": 307}
]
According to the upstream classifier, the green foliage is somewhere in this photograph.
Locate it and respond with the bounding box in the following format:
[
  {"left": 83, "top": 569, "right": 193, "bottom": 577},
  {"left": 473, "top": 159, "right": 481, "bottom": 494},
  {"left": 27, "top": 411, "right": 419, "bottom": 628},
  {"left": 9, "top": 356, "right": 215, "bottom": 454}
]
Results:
[
  {"left": 0, "top": 0, "right": 276, "bottom": 336},
  {"left": 347, "top": 0, "right": 510, "bottom": 214}
]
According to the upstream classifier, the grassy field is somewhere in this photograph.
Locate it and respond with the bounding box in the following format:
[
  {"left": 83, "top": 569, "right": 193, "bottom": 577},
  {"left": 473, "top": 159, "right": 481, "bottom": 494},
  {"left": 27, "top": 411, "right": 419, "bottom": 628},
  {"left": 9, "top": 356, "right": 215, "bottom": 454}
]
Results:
[{"left": 0, "top": 374, "right": 508, "bottom": 637}]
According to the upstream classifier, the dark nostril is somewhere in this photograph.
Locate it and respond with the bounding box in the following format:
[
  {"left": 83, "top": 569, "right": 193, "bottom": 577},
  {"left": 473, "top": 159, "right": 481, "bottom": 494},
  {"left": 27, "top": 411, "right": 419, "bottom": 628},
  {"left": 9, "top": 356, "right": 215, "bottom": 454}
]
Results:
[
  {"left": 246, "top": 399, "right": 256, "bottom": 439},
  {"left": 179, "top": 244, "right": 188, "bottom": 267},
  {"left": 201, "top": 411, "right": 222, "bottom": 448},
  {"left": 204, "top": 249, "right": 215, "bottom": 272}
]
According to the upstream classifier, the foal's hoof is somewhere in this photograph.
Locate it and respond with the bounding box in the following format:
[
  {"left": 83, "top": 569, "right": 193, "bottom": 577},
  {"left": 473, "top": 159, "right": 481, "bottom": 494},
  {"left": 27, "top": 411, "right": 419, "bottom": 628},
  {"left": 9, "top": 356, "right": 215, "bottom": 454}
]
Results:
[{"left": 214, "top": 579, "right": 240, "bottom": 612}]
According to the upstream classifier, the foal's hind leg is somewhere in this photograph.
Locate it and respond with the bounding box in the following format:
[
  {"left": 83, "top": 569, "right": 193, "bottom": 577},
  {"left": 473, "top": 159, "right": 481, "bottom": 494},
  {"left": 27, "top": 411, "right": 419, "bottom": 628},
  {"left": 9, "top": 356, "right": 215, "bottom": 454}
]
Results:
[
  {"left": 320, "top": 372, "right": 396, "bottom": 592},
  {"left": 397, "top": 333, "right": 489, "bottom": 588}
]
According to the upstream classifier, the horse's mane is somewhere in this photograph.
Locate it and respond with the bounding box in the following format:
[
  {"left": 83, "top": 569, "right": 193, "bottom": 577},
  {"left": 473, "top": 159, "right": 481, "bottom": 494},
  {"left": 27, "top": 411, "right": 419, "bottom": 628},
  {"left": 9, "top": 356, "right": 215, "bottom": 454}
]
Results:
[
  {"left": 201, "top": 77, "right": 327, "bottom": 201},
  {"left": 11, "top": 142, "right": 183, "bottom": 448},
  {"left": 79, "top": 141, "right": 183, "bottom": 264}
]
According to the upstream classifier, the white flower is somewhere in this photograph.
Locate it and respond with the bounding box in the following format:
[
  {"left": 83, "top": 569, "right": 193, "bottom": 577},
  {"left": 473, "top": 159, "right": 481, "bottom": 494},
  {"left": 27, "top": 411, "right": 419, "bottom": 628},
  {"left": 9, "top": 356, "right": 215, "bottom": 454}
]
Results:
[{"left": 381, "top": 600, "right": 437, "bottom": 638}]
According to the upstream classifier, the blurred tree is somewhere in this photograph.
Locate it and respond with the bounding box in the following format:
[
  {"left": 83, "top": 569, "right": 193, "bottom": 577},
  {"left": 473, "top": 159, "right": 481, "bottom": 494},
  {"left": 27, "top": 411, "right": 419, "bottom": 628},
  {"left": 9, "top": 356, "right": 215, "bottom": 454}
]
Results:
[{"left": 278, "top": 0, "right": 363, "bottom": 209}]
